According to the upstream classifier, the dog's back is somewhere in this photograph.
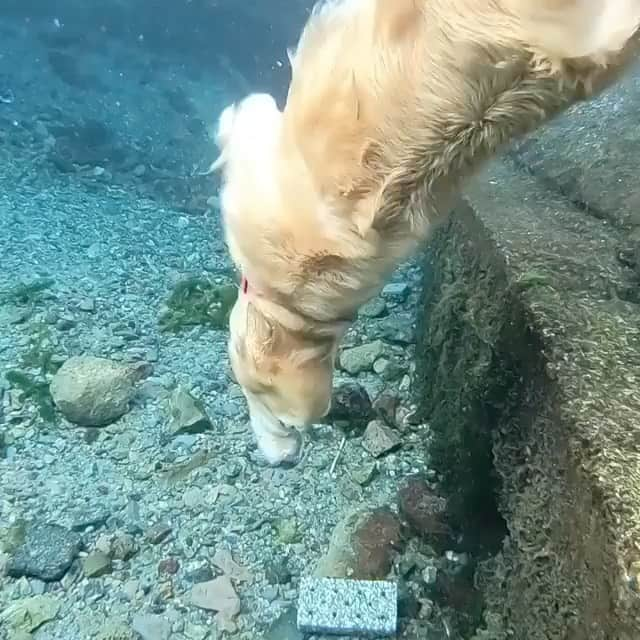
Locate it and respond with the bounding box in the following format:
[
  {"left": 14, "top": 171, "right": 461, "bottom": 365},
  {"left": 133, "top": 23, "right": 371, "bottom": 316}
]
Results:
[{"left": 283, "top": 0, "right": 640, "bottom": 237}]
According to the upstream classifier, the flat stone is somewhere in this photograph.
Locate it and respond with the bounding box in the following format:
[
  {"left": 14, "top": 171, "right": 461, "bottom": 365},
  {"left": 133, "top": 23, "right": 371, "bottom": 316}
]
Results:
[
  {"left": 374, "top": 314, "right": 416, "bottom": 345},
  {"left": 6, "top": 522, "right": 82, "bottom": 582},
  {"left": 358, "top": 298, "right": 388, "bottom": 318},
  {"left": 339, "top": 340, "right": 385, "bottom": 375},
  {"left": 82, "top": 551, "right": 112, "bottom": 578},
  {"left": 362, "top": 420, "right": 402, "bottom": 458},
  {"left": 77, "top": 297, "right": 96, "bottom": 312},
  {"left": 183, "top": 486, "right": 205, "bottom": 511},
  {"left": 191, "top": 576, "right": 240, "bottom": 617},
  {"left": 381, "top": 282, "right": 410, "bottom": 303},
  {"left": 0, "top": 595, "right": 61, "bottom": 633},
  {"left": 350, "top": 461, "right": 378, "bottom": 487},
  {"left": 145, "top": 522, "right": 173, "bottom": 545},
  {"left": 167, "top": 386, "right": 212, "bottom": 435},
  {"left": 372, "top": 391, "right": 399, "bottom": 426},
  {"left": 131, "top": 613, "right": 171, "bottom": 640}
]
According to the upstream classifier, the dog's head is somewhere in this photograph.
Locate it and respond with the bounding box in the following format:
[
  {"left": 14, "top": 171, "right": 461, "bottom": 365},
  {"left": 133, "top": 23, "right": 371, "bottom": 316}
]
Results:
[
  {"left": 227, "top": 290, "right": 338, "bottom": 464},
  {"left": 211, "top": 93, "right": 345, "bottom": 464}
]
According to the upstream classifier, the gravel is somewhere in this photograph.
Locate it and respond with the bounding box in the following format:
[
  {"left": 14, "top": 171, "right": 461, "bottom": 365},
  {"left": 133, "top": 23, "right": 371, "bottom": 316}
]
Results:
[{"left": 0, "top": 13, "right": 463, "bottom": 640}]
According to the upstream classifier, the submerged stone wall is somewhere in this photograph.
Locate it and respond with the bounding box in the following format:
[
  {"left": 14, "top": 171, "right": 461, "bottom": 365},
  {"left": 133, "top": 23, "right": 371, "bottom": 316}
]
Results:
[{"left": 415, "top": 152, "right": 640, "bottom": 638}]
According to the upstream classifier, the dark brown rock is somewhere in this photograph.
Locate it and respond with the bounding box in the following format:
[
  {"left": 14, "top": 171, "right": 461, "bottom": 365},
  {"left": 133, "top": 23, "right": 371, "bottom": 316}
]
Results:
[
  {"left": 315, "top": 507, "right": 403, "bottom": 580},
  {"left": 353, "top": 508, "right": 403, "bottom": 579},
  {"left": 398, "top": 476, "right": 450, "bottom": 542},
  {"left": 327, "top": 382, "right": 372, "bottom": 433},
  {"left": 372, "top": 391, "right": 399, "bottom": 426},
  {"left": 158, "top": 557, "right": 180, "bottom": 575}
]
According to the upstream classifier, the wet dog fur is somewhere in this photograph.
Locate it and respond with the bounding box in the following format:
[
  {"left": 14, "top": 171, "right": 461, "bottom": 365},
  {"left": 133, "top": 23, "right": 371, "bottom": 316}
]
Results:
[{"left": 213, "top": 0, "right": 640, "bottom": 465}]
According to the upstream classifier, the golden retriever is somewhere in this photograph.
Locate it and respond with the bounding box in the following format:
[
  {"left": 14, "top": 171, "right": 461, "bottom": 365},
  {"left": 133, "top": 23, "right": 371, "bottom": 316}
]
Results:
[{"left": 212, "top": 0, "right": 640, "bottom": 465}]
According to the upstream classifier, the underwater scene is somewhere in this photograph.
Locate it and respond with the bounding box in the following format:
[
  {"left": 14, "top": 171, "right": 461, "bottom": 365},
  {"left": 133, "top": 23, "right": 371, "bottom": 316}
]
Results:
[{"left": 2, "top": 1, "right": 640, "bottom": 640}]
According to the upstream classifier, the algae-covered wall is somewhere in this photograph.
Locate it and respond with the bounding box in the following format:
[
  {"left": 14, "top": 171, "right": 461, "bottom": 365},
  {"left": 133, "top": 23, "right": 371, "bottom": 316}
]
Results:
[{"left": 415, "top": 156, "right": 640, "bottom": 639}]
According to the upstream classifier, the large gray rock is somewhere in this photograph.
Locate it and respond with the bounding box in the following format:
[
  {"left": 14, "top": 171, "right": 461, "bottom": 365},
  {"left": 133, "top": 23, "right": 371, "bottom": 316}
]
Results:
[
  {"left": 50, "top": 356, "right": 149, "bottom": 427},
  {"left": 510, "top": 60, "right": 640, "bottom": 231},
  {"left": 6, "top": 522, "right": 82, "bottom": 582},
  {"left": 415, "top": 158, "right": 640, "bottom": 639}
]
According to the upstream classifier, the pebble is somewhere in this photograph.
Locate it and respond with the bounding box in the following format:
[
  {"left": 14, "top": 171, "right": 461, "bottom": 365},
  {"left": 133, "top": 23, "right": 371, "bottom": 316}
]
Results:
[
  {"left": 158, "top": 557, "right": 180, "bottom": 575},
  {"left": 372, "top": 391, "right": 399, "bottom": 426},
  {"left": 362, "top": 420, "right": 402, "bottom": 458},
  {"left": 397, "top": 475, "right": 450, "bottom": 542},
  {"left": 185, "top": 563, "right": 214, "bottom": 584},
  {"left": 264, "top": 607, "right": 304, "bottom": 640},
  {"left": 327, "top": 382, "right": 372, "bottom": 432},
  {"left": 264, "top": 559, "right": 292, "bottom": 585},
  {"left": 376, "top": 314, "right": 416, "bottom": 344},
  {"left": 86, "top": 243, "right": 102, "bottom": 259},
  {"left": 110, "top": 532, "right": 138, "bottom": 560},
  {"left": 315, "top": 508, "right": 402, "bottom": 580},
  {"left": 145, "top": 522, "right": 173, "bottom": 545},
  {"left": 262, "top": 584, "right": 279, "bottom": 602},
  {"left": 350, "top": 461, "right": 378, "bottom": 486},
  {"left": 339, "top": 340, "right": 385, "bottom": 375},
  {"left": 381, "top": 281, "right": 410, "bottom": 302},
  {"left": 183, "top": 622, "right": 210, "bottom": 640},
  {"left": 422, "top": 565, "right": 438, "bottom": 585},
  {"left": 82, "top": 551, "right": 112, "bottom": 578},
  {"left": 77, "top": 297, "right": 96, "bottom": 312},
  {"left": 183, "top": 486, "right": 205, "bottom": 510},
  {"left": 95, "top": 622, "right": 136, "bottom": 640}
]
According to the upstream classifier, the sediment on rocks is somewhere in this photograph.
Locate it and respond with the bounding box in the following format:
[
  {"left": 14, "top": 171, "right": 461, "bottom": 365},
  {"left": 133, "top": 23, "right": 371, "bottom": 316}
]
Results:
[{"left": 414, "top": 156, "right": 640, "bottom": 639}]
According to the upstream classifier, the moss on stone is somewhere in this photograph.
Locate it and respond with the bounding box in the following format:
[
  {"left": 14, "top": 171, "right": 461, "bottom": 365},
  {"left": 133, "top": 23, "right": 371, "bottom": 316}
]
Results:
[
  {"left": 4, "top": 322, "right": 61, "bottom": 425},
  {"left": 158, "top": 276, "right": 237, "bottom": 332},
  {"left": 414, "top": 205, "right": 517, "bottom": 536},
  {"left": 415, "top": 158, "right": 640, "bottom": 639},
  {"left": 21, "top": 322, "right": 61, "bottom": 376},
  {"left": 5, "top": 369, "right": 57, "bottom": 424}
]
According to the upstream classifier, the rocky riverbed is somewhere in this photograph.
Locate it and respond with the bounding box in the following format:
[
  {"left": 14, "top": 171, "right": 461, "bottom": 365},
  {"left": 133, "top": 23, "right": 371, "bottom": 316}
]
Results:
[{"left": 0, "top": 9, "right": 483, "bottom": 640}]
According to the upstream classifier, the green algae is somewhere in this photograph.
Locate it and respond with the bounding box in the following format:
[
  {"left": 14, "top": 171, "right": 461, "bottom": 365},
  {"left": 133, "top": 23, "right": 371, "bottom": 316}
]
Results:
[{"left": 158, "top": 276, "right": 237, "bottom": 332}]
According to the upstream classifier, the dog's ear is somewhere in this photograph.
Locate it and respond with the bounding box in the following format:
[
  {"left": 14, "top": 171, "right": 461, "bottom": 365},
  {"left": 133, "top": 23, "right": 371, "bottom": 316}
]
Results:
[
  {"left": 373, "top": 0, "right": 421, "bottom": 43},
  {"left": 208, "top": 103, "right": 237, "bottom": 172},
  {"left": 245, "top": 303, "right": 276, "bottom": 357},
  {"left": 507, "top": 0, "right": 640, "bottom": 62}
]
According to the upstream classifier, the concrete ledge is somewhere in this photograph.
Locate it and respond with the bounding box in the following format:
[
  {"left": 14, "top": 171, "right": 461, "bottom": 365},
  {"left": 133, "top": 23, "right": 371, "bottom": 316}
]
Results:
[{"left": 415, "top": 157, "right": 640, "bottom": 639}]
